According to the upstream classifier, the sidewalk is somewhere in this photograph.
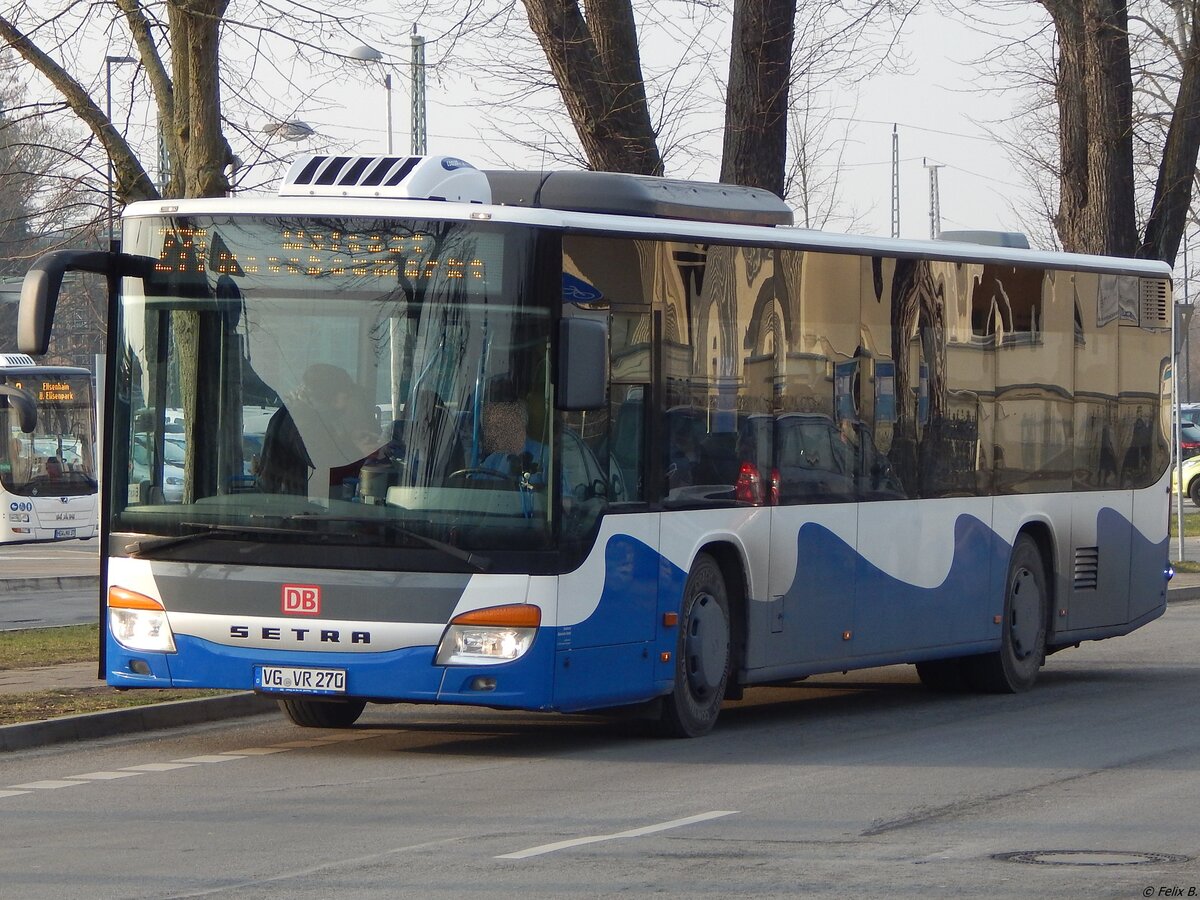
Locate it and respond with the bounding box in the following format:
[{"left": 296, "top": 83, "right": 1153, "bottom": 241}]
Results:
[{"left": 0, "top": 548, "right": 274, "bottom": 751}]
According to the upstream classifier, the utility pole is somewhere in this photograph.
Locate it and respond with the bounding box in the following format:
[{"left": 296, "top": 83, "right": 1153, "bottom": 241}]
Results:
[
  {"left": 923, "top": 158, "right": 944, "bottom": 239},
  {"left": 410, "top": 26, "right": 427, "bottom": 155},
  {"left": 890, "top": 125, "right": 900, "bottom": 239},
  {"left": 104, "top": 54, "right": 136, "bottom": 248},
  {"left": 1186, "top": 237, "right": 1192, "bottom": 403}
]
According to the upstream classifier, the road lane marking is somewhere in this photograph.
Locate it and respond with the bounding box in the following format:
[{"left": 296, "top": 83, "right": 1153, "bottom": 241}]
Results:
[
  {"left": 225, "top": 747, "right": 290, "bottom": 755},
  {"left": 496, "top": 810, "right": 739, "bottom": 859},
  {"left": 121, "top": 762, "right": 197, "bottom": 772},
  {"left": 0, "top": 730, "right": 389, "bottom": 802}
]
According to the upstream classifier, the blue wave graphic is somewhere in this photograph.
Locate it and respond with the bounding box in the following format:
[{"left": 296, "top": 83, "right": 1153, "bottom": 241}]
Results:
[
  {"left": 565, "top": 506, "right": 1166, "bottom": 668},
  {"left": 786, "top": 514, "right": 1010, "bottom": 659}
]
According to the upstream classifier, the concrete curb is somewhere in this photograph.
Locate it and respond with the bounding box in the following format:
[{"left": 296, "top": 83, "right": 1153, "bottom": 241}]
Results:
[
  {"left": 1168, "top": 584, "right": 1200, "bottom": 603},
  {"left": 0, "top": 692, "right": 277, "bottom": 753}
]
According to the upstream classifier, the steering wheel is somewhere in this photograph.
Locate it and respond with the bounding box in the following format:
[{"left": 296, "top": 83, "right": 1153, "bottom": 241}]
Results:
[{"left": 446, "top": 467, "right": 522, "bottom": 487}]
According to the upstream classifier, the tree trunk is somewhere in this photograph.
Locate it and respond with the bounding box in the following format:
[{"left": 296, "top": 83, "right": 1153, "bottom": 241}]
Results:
[
  {"left": 1041, "top": 0, "right": 1140, "bottom": 257},
  {"left": 179, "top": 0, "right": 232, "bottom": 198},
  {"left": 522, "top": 0, "right": 662, "bottom": 174},
  {"left": 720, "top": 0, "right": 797, "bottom": 195}
]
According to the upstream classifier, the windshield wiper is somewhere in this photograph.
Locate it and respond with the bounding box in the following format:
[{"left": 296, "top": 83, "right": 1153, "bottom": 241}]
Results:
[
  {"left": 283, "top": 512, "right": 491, "bottom": 572},
  {"left": 127, "top": 516, "right": 491, "bottom": 572},
  {"left": 125, "top": 522, "right": 302, "bottom": 557}
]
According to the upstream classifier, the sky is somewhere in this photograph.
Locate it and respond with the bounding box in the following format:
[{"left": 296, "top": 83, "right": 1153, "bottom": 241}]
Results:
[
  {"left": 833, "top": 9, "right": 1039, "bottom": 241},
  {"left": 262, "top": 5, "right": 1046, "bottom": 247}
]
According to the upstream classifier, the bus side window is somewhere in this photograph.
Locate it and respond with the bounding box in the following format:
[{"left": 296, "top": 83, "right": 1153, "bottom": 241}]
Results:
[{"left": 610, "top": 386, "right": 645, "bottom": 502}]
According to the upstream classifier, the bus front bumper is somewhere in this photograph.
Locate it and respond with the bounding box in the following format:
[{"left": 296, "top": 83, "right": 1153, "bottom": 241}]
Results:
[{"left": 105, "top": 631, "right": 559, "bottom": 709}]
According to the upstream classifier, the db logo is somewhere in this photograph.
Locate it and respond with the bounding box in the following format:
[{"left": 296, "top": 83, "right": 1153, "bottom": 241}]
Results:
[{"left": 282, "top": 584, "right": 321, "bottom": 616}]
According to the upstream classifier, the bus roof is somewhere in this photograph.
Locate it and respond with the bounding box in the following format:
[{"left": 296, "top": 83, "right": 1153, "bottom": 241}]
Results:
[{"left": 123, "top": 155, "right": 1173, "bottom": 280}]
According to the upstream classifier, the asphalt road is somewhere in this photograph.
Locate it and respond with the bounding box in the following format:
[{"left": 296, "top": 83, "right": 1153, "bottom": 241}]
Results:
[
  {"left": 0, "top": 538, "right": 100, "bottom": 629},
  {"left": 2, "top": 601, "right": 1199, "bottom": 898}
]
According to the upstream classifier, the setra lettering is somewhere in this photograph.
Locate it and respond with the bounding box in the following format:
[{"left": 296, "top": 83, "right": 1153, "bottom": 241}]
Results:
[{"left": 227, "top": 624, "right": 372, "bottom": 644}]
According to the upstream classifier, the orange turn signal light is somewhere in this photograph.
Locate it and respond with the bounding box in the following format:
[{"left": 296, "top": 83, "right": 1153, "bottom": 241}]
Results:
[
  {"left": 108, "top": 586, "right": 165, "bottom": 611},
  {"left": 450, "top": 604, "right": 541, "bottom": 628}
]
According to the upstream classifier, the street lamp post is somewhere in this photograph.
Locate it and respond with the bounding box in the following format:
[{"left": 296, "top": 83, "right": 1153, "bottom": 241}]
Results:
[
  {"left": 348, "top": 44, "right": 393, "bottom": 154},
  {"left": 105, "top": 54, "right": 136, "bottom": 248}
]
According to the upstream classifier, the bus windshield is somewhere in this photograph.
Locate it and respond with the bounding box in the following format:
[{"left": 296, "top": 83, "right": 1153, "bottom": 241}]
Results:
[
  {"left": 115, "top": 214, "right": 564, "bottom": 566},
  {"left": 1, "top": 371, "right": 96, "bottom": 497}
]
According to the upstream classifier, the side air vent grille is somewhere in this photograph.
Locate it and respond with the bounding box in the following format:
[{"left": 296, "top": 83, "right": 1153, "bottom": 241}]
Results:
[
  {"left": 1139, "top": 278, "right": 1170, "bottom": 327},
  {"left": 1073, "top": 546, "right": 1099, "bottom": 591},
  {"left": 0, "top": 353, "right": 36, "bottom": 367}
]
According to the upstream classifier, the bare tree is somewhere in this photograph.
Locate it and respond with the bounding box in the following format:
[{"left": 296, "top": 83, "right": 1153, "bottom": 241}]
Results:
[
  {"left": 958, "top": 0, "right": 1200, "bottom": 264},
  {"left": 517, "top": 0, "right": 913, "bottom": 196},
  {"left": 519, "top": 0, "right": 663, "bottom": 174},
  {"left": 720, "top": 0, "right": 797, "bottom": 193}
]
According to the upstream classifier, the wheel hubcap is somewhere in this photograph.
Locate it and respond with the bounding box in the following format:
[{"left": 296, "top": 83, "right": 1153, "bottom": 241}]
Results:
[
  {"left": 1009, "top": 566, "right": 1040, "bottom": 659},
  {"left": 685, "top": 592, "right": 728, "bottom": 697}
]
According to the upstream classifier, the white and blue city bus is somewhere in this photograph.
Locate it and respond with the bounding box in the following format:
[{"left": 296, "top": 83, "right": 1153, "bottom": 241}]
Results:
[
  {"left": 0, "top": 354, "right": 97, "bottom": 543},
  {"left": 17, "top": 155, "right": 1173, "bottom": 736}
]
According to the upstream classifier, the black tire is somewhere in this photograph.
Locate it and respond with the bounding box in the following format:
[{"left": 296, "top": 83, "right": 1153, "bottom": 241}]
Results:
[
  {"left": 964, "top": 534, "right": 1048, "bottom": 693},
  {"left": 1189, "top": 476, "right": 1200, "bottom": 508},
  {"left": 278, "top": 697, "right": 367, "bottom": 728},
  {"left": 915, "top": 657, "right": 970, "bottom": 692},
  {"left": 658, "top": 553, "right": 731, "bottom": 738}
]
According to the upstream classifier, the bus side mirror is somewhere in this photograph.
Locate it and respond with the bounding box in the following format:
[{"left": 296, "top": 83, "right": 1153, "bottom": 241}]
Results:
[
  {"left": 0, "top": 386, "right": 37, "bottom": 433},
  {"left": 557, "top": 317, "right": 608, "bottom": 411},
  {"left": 19, "top": 250, "right": 115, "bottom": 356}
]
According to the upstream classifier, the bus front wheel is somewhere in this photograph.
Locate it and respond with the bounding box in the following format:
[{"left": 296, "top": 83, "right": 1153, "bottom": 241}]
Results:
[
  {"left": 659, "top": 553, "right": 731, "bottom": 738},
  {"left": 965, "top": 534, "right": 1048, "bottom": 693},
  {"left": 278, "top": 697, "right": 367, "bottom": 728}
]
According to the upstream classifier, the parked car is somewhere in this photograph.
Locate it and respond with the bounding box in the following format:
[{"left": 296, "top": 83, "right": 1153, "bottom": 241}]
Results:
[
  {"left": 131, "top": 434, "right": 185, "bottom": 503},
  {"left": 1181, "top": 420, "right": 1200, "bottom": 460},
  {"left": 1172, "top": 453, "right": 1200, "bottom": 506}
]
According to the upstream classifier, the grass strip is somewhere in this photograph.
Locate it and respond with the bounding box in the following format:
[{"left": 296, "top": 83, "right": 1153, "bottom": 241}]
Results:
[
  {"left": 0, "top": 624, "right": 98, "bottom": 670},
  {"left": 1169, "top": 511, "right": 1200, "bottom": 538}
]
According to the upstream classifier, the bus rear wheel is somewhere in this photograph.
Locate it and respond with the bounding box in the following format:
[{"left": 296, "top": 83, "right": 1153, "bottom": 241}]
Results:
[
  {"left": 278, "top": 697, "right": 367, "bottom": 728},
  {"left": 658, "top": 553, "right": 731, "bottom": 738},
  {"left": 964, "top": 534, "right": 1048, "bottom": 693}
]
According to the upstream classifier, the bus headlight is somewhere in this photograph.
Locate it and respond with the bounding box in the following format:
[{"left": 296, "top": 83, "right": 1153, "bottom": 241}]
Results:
[
  {"left": 435, "top": 604, "right": 540, "bottom": 666},
  {"left": 108, "top": 586, "right": 176, "bottom": 653}
]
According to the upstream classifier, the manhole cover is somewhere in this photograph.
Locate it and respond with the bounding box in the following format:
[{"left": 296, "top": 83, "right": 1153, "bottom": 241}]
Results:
[{"left": 994, "top": 850, "right": 1191, "bottom": 867}]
